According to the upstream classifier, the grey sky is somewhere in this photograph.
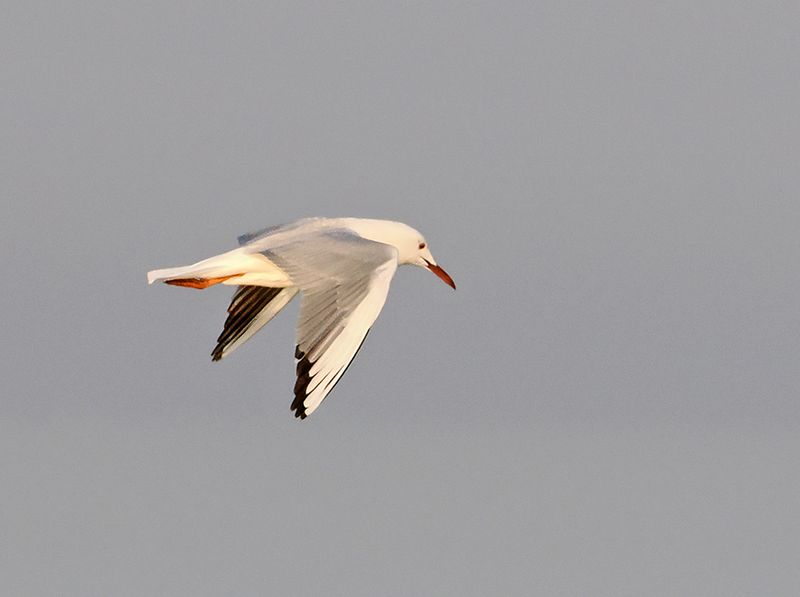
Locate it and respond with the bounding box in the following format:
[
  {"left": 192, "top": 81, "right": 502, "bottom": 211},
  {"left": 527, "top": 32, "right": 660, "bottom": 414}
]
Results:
[{"left": 2, "top": 2, "right": 799, "bottom": 595}]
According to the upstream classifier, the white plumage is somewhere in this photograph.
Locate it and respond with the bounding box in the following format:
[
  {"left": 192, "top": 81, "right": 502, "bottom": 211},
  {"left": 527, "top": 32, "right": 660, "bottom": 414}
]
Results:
[{"left": 147, "top": 217, "right": 455, "bottom": 419}]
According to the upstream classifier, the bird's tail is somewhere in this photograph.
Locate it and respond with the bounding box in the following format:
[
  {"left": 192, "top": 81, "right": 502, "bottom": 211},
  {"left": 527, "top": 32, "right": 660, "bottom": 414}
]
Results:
[{"left": 147, "top": 249, "right": 287, "bottom": 289}]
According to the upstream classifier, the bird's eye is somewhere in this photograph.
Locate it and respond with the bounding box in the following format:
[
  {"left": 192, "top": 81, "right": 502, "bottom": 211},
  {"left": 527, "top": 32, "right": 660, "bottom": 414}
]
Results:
[{"left": 418, "top": 242, "right": 426, "bottom": 250}]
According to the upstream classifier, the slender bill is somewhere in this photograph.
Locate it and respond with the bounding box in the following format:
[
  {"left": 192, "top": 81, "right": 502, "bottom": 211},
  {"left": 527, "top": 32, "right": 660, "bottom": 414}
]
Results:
[{"left": 424, "top": 260, "right": 456, "bottom": 289}]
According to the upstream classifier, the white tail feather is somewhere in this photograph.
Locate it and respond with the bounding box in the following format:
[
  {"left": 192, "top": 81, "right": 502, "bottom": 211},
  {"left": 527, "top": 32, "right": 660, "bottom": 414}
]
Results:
[{"left": 147, "top": 249, "right": 290, "bottom": 287}]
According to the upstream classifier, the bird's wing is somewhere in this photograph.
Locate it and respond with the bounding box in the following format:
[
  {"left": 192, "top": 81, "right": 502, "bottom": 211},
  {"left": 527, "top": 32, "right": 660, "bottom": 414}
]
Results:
[
  {"left": 237, "top": 217, "right": 327, "bottom": 248},
  {"left": 263, "top": 230, "right": 399, "bottom": 418},
  {"left": 237, "top": 224, "right": 282, "bottom": 246},
  {"left": 211, "top": 286, "right": 299, "bottom": 362}
]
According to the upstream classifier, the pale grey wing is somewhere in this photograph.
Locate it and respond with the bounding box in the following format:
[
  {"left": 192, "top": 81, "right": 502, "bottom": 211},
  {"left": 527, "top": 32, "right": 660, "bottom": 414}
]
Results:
[
  {"left": 292, "top": 259, "right": 397, "bottom": 418},
  {"left": 237, "top": 217, "right": 327, "bottom": 248},
  {"left": 263, "top": 231, "right": 398, "bottom": 419},
  {"left": 238, "top": 225, "right": 281, "bottom": 246}
]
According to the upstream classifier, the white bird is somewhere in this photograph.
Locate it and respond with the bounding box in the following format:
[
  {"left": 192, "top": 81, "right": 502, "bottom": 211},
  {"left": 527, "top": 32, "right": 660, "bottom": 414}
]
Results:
[{"left": 147, "top": 217, "right": 455, "bottom": 419}]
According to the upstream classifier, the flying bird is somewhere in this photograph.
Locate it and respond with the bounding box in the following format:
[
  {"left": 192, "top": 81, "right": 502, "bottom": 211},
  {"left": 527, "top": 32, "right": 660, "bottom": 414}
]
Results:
[{"left": 147, "top": 217, "right": 455, "bottom": 419}]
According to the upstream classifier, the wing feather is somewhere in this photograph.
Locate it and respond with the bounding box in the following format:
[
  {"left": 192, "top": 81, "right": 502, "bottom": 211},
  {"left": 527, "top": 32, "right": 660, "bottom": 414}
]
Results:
[
  {"left": 211, "top": 286, "right": 298, "bottom": 361},
  {"left": 263, "top": 230, "right": 398, "bottom": 418}
]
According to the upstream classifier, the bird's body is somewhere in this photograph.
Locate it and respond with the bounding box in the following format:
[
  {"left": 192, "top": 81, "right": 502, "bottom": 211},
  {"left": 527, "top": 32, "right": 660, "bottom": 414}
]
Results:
[{"left": 147, "top": 217, "right": 454, "bottom": 419}]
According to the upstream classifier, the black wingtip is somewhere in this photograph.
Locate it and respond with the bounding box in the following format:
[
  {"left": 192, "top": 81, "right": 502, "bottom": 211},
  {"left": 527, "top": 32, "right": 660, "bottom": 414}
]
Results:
[
  {"left": 291, "top": 346, "right": 312, "bottom": 420},
  {"left": 291, "top": 346, "right": 314, "bottom": 419},
  {"left": 291, "top": 402, "right": 308, "bottom": 419}
]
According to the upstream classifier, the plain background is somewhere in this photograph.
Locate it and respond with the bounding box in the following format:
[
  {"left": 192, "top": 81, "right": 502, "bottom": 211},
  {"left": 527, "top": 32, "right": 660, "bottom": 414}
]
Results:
[{"left": 3, "top": 2, "right": 800, "bottom": 595}]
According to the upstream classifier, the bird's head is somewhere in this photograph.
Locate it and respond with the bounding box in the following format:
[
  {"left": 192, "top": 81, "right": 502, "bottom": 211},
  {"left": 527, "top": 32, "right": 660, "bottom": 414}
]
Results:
[
  {"left": 345, "top": 218, "right": 455, "bottom": 289},
  {"left": 408, "top": 235, "right": 456, "bottom": 290}
]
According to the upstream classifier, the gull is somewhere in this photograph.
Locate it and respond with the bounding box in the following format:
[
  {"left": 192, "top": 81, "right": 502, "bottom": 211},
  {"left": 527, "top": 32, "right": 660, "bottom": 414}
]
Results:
[{"left": 147, "top": 217, "right": 455, "bottom": 419}]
